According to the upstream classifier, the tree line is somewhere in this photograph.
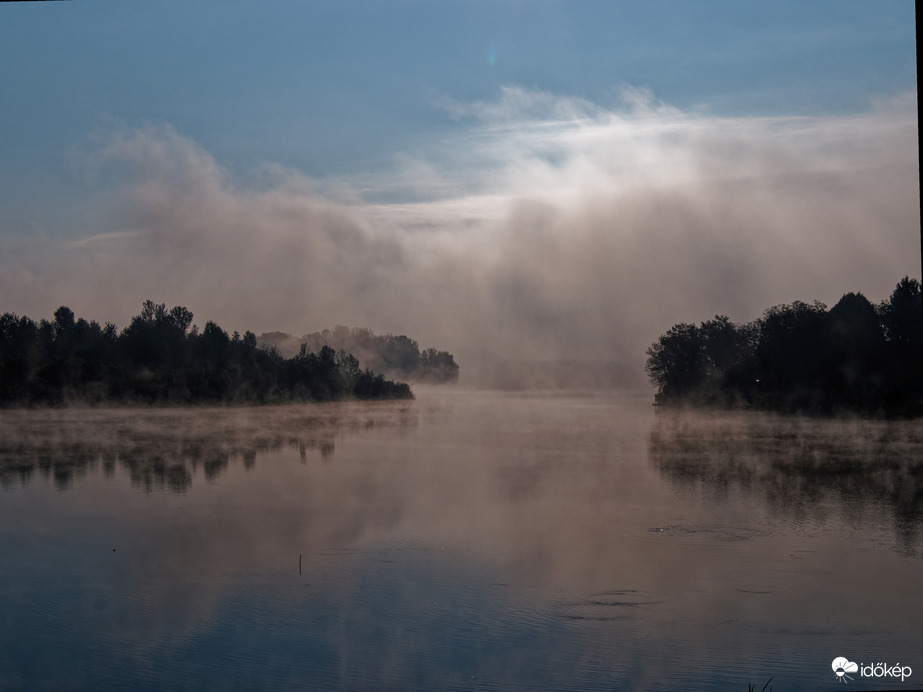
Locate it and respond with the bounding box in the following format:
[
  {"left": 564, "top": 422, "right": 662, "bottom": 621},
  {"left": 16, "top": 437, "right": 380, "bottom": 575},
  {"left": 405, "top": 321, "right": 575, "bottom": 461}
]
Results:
[
  {"left": 259, "top": 325, "right": 460, "bottom": 384},
  {"left": 645, "top": 277, "right": 922, "bottom": 416},
  {"left": 0, "top": 301, "right": 412, "bottom": 406}
]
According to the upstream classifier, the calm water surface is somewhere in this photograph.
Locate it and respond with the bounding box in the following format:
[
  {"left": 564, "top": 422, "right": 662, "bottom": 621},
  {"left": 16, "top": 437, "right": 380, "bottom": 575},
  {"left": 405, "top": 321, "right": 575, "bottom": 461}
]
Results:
[{"left": 0, "top": 387, "right": 921, "bottom": 691}]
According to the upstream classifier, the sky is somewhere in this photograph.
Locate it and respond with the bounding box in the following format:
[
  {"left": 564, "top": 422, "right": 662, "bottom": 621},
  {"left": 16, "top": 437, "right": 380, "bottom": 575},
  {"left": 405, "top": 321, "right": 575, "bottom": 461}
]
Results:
[{"left": 0, "top": 1, "right": 918, "bottom": 383}]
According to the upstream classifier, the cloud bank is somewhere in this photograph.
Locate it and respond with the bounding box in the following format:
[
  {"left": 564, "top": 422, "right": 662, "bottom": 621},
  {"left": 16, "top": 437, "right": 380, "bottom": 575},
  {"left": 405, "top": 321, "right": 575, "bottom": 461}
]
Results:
[{"left": 0, "top": 88, "right": 918, "bottom": 385}]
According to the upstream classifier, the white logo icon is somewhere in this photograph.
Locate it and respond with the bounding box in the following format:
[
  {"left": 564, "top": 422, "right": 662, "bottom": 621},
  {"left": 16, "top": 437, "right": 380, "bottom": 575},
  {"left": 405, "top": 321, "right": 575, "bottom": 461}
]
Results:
[{"left": 832, "top": 657, "right": 858, "bottom": 683}]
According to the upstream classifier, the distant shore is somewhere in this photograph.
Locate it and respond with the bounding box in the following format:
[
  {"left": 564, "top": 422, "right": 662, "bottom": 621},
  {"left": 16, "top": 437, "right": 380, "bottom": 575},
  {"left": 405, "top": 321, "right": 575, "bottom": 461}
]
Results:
[
  {"left": 0, "top": 301, "right": 413, "bottom": 407},
  {"left": 645, "top": 277, "right": 923, "bottom": 418}
]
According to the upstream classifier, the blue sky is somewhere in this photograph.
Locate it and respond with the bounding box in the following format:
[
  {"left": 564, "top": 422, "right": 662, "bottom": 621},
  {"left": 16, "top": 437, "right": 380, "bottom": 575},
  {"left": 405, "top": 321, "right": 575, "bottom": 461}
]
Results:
[
  {"left": 0, "top": 1, "right": 918, "bottom": 376},
  {"left": 2, "top": 1, "right": 914, "bottom": 195}
]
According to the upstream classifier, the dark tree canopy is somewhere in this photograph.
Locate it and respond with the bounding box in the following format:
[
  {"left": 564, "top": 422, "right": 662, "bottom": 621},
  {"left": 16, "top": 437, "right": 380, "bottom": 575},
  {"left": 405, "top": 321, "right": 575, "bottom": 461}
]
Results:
[
  {"left": 262, "top": 325, "right": 460, "bottom": 384},
  {"left": 645, "top": 277, "right": 923, "bottom": 416},
  {"left": 0, "top": 302, "right": 412, "bottom": 406},
  {"left": 644, "top": 323, "right": 708, "bottom": 401}
]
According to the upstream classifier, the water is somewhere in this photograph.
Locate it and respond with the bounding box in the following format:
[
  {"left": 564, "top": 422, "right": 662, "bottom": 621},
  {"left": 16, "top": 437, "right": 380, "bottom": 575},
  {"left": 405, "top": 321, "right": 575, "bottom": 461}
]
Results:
[{"left": 0, "top": 387, "right": 920, "bottom": 691}]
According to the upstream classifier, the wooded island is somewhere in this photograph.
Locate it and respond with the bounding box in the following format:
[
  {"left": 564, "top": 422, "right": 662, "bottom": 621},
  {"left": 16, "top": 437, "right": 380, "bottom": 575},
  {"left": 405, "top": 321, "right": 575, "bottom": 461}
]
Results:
[{"left": 0, "top": 301, "right": 414, "bottom": 405}]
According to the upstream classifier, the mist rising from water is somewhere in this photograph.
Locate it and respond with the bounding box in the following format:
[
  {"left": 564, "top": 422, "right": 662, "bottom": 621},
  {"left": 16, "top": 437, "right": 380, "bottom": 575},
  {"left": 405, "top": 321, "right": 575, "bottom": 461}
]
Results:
[{"left": 0, "top": 88, "right": 917, "bottom": 384}]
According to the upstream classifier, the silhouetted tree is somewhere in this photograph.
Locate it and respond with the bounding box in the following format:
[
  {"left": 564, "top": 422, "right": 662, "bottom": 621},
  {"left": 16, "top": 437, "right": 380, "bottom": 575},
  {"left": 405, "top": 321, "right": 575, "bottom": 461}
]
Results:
[
  {"left": 824, "top": 292, "right": 886, "bottom": 408},
  {"left": 645, "top": 278, "right": 923, "bottom": 416},
  {"left": 645, "top": 323, "right": 708, "bottom": 403},
  {"left": 756, "top": 300, "right": 828, "bottom": 409},
  {"left": 878, "top": 277, "right": 923, "bottom": 413},
  {"left": 0, "top": 302, "right": 413, "bottom": 406},
  {"left": 419, "top": 347, "right": 460, "bottom": 383},
  {"left": 281, "top": 326, "right": 459, "bottom": 383},
  {"left": 880, "top": 277, "right": 922, "bottom": 349}
]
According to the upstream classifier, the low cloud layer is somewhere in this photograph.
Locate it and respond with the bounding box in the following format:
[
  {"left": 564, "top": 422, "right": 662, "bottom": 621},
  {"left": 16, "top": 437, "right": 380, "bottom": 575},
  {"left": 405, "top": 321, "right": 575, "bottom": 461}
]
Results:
[{"left": 0, "top": 88, "right": 918, "bottom": 384}]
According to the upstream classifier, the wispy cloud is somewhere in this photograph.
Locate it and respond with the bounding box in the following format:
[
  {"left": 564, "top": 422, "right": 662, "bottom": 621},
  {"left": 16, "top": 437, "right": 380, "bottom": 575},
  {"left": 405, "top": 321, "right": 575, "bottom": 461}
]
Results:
[{"left": 65, "top": 231, "right": 141, "bottom": 249}]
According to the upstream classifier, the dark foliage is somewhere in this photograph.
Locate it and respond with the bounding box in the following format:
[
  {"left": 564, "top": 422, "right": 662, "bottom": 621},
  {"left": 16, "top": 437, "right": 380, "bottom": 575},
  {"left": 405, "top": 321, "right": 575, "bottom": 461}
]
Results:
[
  {"left": 265, "top": 325, "right": 460, "bottom": 384},
  {"left": 0, "top": 301, "right": 412, "bottom": 406},
  {"left": 646, "top": 277, "right": 923, "bottom": 416}
]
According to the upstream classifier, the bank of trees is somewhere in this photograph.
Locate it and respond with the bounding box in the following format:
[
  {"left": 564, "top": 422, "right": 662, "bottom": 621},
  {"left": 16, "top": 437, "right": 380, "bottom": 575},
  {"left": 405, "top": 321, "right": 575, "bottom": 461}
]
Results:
[
  {"left": 645, "top": 277, "right": 923, "bottom": 416},
  {"left": 261, "top": 326, "right": 460, "bottom": 384},
  {"left": 0, "top": 301, "right": 412, "bottom": 406}
]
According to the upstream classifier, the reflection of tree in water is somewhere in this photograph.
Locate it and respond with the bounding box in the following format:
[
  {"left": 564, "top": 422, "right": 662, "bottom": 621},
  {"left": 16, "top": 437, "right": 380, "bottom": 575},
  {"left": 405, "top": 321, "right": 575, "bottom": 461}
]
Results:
[
  {"left": 649, "top": 411, "right": 923, "bottom": 555},
  {"left": 0, "top": 403, "right": 416, "bottom": 492}
]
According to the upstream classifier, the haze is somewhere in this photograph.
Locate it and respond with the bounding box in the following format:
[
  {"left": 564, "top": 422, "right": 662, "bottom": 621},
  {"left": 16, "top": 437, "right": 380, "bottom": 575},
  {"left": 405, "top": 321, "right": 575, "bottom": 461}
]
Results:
[{"left": 0, "top": 1, "right": 918, "bottom": 383}]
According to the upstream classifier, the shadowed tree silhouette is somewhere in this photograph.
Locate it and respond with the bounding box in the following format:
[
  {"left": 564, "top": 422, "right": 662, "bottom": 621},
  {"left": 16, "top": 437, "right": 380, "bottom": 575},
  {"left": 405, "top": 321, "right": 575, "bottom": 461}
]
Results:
[
  {"left": 878, "top": 277, "right": 923, "bottom": 412},
  {"left": 277, "top": 326, "right": 459, "bottom": 384},
  {"left": 823, "top": 292, "right": 886, "bottom": 407},
  {"left": 0, "top": 302, "right": 412, "bottom": 406},
  {"left": 755, "top": 300, "right": 828, "bottom": 409},
  {"left": 645, "top": 323, "right": 708, "bottom": 403},
  {"left": 646, "top": 277, "right": 922, "bottom": 416}
]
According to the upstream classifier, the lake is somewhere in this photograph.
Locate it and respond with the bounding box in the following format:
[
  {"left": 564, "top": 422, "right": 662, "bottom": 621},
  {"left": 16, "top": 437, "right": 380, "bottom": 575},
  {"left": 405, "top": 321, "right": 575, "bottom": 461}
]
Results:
[{"left": 0, "top": 387, "right": 921, "bottom": 691}]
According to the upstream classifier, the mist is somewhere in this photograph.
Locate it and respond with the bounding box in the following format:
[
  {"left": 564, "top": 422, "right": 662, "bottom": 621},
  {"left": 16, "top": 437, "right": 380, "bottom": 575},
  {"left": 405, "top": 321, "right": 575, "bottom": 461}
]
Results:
[{"left": 0, "top": 88, "right": 917, "bottom": 385}]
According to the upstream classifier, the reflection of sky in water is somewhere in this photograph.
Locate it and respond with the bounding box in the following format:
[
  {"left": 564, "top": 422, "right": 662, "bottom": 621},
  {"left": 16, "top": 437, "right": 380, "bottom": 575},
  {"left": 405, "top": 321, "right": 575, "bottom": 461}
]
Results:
[{"left": 0, "top": 389, "right": 921, "bottom": 691}]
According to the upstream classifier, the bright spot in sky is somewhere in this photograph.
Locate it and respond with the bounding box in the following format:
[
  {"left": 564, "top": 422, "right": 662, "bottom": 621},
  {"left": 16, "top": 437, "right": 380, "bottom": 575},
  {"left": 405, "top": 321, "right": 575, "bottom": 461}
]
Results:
[{"left": 488, "top": 49, "right": 497, "bottom": 67}]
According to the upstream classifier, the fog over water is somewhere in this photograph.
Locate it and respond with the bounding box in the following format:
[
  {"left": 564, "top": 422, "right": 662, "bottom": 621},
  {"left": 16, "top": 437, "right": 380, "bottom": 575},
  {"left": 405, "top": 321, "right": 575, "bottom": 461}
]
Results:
[
  {"left": 1, "top": 5, "right": 918, "bottom": 690},
  {"left": 0, "top": 89, "right": 917, "bottom": 382},
  {"left": 0, "top": 389, "right": 921, "bottom": 690}
]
